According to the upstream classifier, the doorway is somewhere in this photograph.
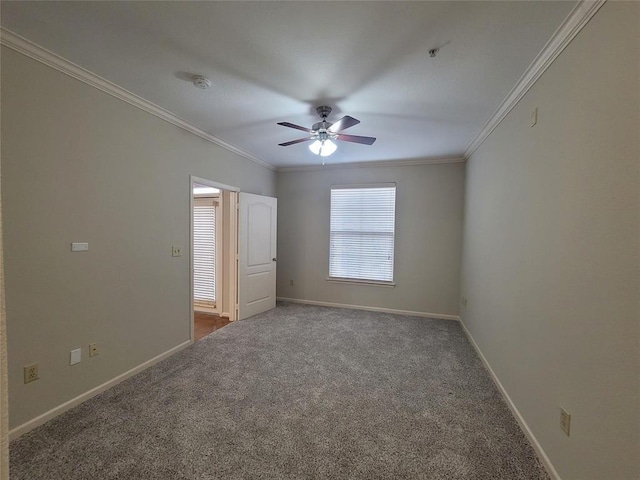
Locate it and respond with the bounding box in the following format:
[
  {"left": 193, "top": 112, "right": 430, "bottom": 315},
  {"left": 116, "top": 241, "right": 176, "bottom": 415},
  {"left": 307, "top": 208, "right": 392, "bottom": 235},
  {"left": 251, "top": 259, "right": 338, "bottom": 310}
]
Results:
[{"left": 190, "top": 176, "right": 239, "bottom": 342}]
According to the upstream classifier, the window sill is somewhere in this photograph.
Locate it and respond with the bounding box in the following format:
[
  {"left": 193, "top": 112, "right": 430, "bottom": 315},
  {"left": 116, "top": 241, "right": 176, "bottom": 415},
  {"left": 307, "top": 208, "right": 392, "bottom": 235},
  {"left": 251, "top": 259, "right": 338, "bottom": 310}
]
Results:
[{"left": 326, "top": 277, "right": 396, "bottom": 287}]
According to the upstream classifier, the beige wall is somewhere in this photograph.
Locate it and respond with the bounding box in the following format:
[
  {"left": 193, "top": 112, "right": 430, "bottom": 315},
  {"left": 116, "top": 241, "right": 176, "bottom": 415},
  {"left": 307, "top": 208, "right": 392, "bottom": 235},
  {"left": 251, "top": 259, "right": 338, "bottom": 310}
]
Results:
[
  {"left": 0, "top": 51, "right": 8, "bottom": 477},
  {"left": 0, "top": 197, "right": 7, "bottom": 477},
  {"left": 1, "top": 47, "right": 276, "bottom": 429},
  {"left": 460, "top": 3, "right": 639, "bottom": 479},
  {"left": 276, "top": 162, "right": 465, "bottom": 316}
]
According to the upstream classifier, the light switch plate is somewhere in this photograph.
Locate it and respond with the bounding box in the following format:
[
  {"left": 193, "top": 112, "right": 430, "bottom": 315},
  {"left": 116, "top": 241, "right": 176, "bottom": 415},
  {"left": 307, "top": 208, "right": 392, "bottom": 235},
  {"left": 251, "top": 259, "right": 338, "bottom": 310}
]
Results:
[
  {"left": 530, "top": 107, "right": 538, "bottom": 127},
  {"left": 70, "top": 348, "right": 82, "bottom": 365}
]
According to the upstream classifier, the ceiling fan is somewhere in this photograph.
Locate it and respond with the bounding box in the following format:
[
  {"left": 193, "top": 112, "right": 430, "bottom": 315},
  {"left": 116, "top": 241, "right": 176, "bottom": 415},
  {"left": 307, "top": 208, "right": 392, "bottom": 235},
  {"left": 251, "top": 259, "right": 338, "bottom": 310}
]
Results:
[{"left": 278, "top": 106, "right": 376, "bottom": 157}]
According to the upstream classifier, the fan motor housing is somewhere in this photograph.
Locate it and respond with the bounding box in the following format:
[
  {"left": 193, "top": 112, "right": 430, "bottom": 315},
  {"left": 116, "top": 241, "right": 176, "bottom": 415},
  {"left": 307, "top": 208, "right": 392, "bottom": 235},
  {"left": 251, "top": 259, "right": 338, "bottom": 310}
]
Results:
[
  {"left": 312, "top": 121, "right": 333, "bottom": 132},
  {"left": 316, "top": 106, "right": 332, "bottom": 118}
]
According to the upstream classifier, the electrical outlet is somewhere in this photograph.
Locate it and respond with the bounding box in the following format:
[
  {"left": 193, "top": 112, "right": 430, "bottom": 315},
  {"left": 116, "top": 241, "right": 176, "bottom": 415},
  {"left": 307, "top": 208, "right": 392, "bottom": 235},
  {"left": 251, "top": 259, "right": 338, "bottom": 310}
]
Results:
[
  {"left": 560, "top": 407, "right": 571, "bottom": 436},
  {"left": 24, "top": 363, "right": 39, "bottom": 384},
  {"left": 89, "top": 342, "right": 99, "bottom": 357},
  {"left": 172, "top": 246, "right": 182, "bottom": 257},
  {"left": 289, "top": 279, "right": 295, "bottom": 286}
]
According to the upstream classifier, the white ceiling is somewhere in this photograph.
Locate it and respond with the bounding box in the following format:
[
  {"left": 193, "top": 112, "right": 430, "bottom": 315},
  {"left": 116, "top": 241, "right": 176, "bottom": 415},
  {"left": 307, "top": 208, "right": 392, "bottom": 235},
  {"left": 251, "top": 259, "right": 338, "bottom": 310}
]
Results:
[{"left": 1, "top": 1, "right": 576, "bottom": 169}]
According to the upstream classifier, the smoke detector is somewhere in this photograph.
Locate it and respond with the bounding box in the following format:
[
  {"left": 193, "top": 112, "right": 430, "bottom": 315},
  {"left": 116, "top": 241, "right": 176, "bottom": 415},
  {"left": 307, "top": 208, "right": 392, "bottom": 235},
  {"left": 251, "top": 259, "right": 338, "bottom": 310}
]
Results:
[{"left": 192, "top": 75, "right": 212, "bottom": 89}]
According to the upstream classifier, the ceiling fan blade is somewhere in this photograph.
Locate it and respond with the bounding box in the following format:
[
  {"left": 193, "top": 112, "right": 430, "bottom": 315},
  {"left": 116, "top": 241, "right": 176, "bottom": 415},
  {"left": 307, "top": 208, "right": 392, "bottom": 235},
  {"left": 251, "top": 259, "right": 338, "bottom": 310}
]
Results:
[
  {"left": 277, "top": 122, "right": 313, "bottom": 133},
  {"left": 336, "top": 134, "right": 376, "bottom": 145},
  {"left": 279, "top": 137, "right": 312, "bottom": 147},
  {"left": 328, "top": 115, "right": 360, "bottom": 133}
]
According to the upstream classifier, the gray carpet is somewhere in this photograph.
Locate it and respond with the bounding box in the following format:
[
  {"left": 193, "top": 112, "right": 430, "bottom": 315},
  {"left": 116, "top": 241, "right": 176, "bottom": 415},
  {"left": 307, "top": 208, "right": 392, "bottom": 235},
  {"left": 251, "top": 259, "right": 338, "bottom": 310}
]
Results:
[{"left": 11, "top": 302, "right": 549, "bottom": 479}]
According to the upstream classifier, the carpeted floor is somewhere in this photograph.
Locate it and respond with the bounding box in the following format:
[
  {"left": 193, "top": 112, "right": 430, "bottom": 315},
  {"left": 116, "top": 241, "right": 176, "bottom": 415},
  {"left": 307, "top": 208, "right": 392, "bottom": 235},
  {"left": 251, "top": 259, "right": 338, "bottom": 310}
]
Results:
[{"left": 10, "top": 302, "right": 549, "bottom": 479}]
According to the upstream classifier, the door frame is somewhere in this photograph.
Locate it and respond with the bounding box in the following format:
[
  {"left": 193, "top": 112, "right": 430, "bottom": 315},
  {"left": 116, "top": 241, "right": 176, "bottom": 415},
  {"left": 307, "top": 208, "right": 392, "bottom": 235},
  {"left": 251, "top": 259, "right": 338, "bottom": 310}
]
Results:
[{"left": 189, "top": 176, "right": 239, "bottom": 342}]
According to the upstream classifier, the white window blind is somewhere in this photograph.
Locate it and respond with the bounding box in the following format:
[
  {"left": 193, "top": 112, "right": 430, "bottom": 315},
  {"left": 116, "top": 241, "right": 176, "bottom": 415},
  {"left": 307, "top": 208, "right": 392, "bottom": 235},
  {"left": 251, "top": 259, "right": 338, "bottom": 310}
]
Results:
[
  {"left": 329, "top": 185, "right": 396, "bottom": 283},
  {"left": 193, "top": 198, "right": 217, "bottom": 307}
]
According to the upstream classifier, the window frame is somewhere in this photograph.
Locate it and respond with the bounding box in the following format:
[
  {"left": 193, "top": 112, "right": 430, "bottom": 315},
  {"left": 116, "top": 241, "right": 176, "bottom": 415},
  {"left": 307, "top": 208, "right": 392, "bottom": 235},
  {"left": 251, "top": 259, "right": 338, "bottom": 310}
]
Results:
[{"left": 327, "top": 183, "right": 397, "bottom": 287}]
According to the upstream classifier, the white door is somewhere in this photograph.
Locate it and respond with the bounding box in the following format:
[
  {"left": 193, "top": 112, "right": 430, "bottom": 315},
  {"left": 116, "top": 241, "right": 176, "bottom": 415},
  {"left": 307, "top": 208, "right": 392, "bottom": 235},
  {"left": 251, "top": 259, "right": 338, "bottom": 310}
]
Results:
[{"left": 238, "top": 192, "right": 277, "bottom": 320}]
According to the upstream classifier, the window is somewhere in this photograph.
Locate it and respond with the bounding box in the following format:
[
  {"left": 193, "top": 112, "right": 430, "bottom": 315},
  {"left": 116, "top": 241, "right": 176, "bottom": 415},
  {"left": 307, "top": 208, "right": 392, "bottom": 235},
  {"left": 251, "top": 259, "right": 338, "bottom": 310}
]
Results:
[
  {"left": 329, "top": 184, "right": 396, "bottom": 283},
  {"left": 193, "top": 197, "right": 219, "bottom": 308}
]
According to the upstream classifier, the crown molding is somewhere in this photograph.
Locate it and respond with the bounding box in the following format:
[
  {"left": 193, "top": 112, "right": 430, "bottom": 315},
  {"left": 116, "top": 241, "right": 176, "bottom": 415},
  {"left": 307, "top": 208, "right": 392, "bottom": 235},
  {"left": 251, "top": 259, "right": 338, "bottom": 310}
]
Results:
[
  {"left": 277, "top": 156, "right": 465, "bottom": 173},
  {"left": 0, "top": 28, "right": 277, "bottom": 172},
  {"left": 464, "top": 0, "right": 606, "bottom": 158}
]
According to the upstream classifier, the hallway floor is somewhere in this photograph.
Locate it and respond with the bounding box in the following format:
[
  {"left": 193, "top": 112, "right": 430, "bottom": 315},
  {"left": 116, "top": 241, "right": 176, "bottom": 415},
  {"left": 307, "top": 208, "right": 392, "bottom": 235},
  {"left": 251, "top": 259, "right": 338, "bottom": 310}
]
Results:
[{"left": 194, "top": 311, "right": 231, "bottom": 340}]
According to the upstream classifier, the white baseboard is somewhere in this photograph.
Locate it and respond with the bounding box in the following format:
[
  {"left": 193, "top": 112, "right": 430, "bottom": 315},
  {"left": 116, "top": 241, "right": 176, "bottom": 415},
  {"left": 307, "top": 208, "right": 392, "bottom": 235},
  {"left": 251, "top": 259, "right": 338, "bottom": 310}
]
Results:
[
  {"left": 458, "top": 319, "right": 561, "bottom": 480},
  {"left": 276, "top": 297, "right": 460, "bottom": 321},
  {"left": 194, "top": 306, "right": 219, "bottom": 315},
  {"left": 9, "top": 340, "right": 192, "bottom": 440}
]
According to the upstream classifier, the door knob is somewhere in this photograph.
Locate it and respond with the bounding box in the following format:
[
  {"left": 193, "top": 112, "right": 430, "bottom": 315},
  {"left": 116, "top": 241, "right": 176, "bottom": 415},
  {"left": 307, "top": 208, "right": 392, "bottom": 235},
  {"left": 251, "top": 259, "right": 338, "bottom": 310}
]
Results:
[{"left": 272, "top": 258, "right": 277, "bottom": 262}]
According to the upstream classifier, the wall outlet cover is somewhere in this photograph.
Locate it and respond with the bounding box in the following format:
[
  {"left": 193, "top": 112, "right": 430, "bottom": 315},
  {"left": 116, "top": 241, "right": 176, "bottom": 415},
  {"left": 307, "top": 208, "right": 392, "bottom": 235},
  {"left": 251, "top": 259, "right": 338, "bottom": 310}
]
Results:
[
  {"left": 70, "top": 348, "right": 82, "bottom": 365},
  {"left": 71, "top": 242, "right": 89, "bottom": 252},
  {"left": 24, "top": 364, "right": 39, "bottom": 384}
]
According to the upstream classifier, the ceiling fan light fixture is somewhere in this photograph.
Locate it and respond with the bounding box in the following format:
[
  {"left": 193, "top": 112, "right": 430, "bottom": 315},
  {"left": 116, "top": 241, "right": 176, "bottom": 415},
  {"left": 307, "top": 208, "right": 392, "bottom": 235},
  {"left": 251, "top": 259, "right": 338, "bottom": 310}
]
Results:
[
  {"left": 280, "top": 106, "right": 375, "bottom": 154},
  {"left": 309, "top": 139, "right": 337, "bottom": 157},
  {"left": 308, "top": 140, "right": 322, "bottom": 155},
  {"left": 320, "top": 139, "right": 337, "bottom": 157}
]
